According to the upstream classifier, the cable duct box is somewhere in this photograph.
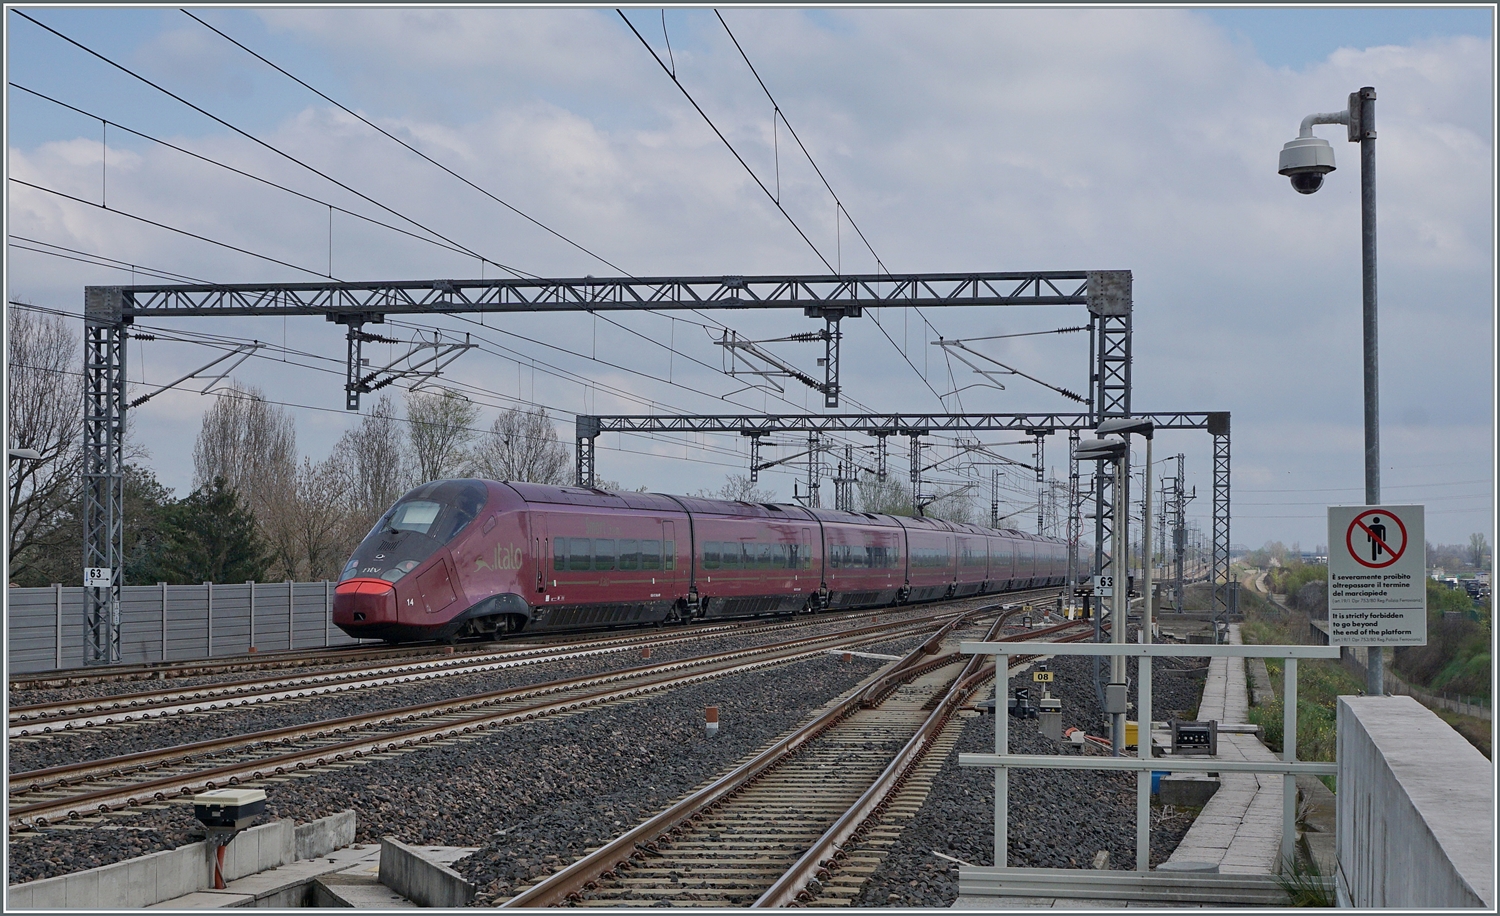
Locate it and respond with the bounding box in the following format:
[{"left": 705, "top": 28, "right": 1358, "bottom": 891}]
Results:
[
  {"left": 1104, "top": 682, "right": 1129, "bottom": 715},
  {"left": 193, "top": 788, "right": 267, "bottom": 831},
  {"left": 1038, "top": 697, "right": 1063, "bottom": 742},
  {"left": 1170, "top": 719, "right": 1218, "bottom": 756}
]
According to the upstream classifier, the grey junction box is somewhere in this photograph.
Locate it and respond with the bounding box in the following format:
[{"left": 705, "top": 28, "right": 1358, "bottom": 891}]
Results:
[{"left": 194, "top": 787, "right": 267, "bottom": 831}]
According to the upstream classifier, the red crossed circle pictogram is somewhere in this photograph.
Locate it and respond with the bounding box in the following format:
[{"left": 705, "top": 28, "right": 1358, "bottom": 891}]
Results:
[{"left": 1345, "top": 509, "right": 1407, "bottom": 569}]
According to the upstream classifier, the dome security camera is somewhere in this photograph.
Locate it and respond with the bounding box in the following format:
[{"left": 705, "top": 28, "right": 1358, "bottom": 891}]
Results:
[{"left": 1278, "top": 135, "right": 1336, "bottom": 195}]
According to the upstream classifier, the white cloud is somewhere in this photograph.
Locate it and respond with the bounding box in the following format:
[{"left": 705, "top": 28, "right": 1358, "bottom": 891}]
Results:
[{"left": 6, "top": 8, "right": 1492, "bottom": 547}]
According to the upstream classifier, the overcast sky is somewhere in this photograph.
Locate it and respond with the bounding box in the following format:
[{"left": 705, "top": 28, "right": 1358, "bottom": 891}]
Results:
[{"left": 5, "top": 5, "right": 1494, "bottom": 553}]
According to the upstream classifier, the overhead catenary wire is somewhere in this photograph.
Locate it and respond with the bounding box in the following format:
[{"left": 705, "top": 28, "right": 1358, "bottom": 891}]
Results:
[
  {"left": 18, "top": 8, "right": 931, "bottom": 442},
  {"left": 12, "top": 10, "right": 503, "bottom": 271},
  {"left": 618, "top": 8, "right": 949, "bottom": 408},
  {"left": 13, "top": 10, "right": 1028, "bottom": 487},
  {"left": 174, "top": 9, "right": 826, "bottom": 413},
  {"left": 9, "top": 83, "right": 531, "bottom": 278},
  {"left": 10, "top": 179, "right": 339, "bottom": 280},
  {"left": 180, "top": 9, "right": 630, "bottom": 280}
]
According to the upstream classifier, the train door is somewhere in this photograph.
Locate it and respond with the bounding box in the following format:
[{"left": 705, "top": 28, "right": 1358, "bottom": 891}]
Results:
[
  {"left": 662, "top": 520, "right": 681, "bottom": 595},
  {"left": 531, "top": 516, "right": 548, "bottom": 595}
]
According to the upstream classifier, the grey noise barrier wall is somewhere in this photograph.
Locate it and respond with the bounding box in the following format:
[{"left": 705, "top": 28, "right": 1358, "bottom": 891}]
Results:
[{"left": 7, "top": 581, "right": 363, "bottom": 674}]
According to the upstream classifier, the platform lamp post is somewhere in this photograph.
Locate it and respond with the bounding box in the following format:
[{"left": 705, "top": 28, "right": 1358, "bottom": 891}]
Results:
[
  {"left": 1279, "top": 87, "right": 1382, "bottom": 694},
  {"left": 1099, "top": 418, "right": 1155, "bottom": 642},
  {"left": 1076, "top": 434, "right": 1128, "bottom": 755}
]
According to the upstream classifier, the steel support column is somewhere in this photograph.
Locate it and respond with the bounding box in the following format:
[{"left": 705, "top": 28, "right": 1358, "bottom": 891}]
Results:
[
  {"left": 1086, "top": 271, "right": 1131, "bottom": 709},
  {"left": 905, "top": 431, "right": 926, "bottom": 515},
  {"left": 575, "top": 415, "right": 601, "bottom": 488},
  {"left": 1066, "top": 430, "right": 1081, "bottom": 596},
  {"left": 806, "top": 434, "right": 821, "bottom": 508},
  {"left": 83, "top": 287, "right": 126, "bottom": 664},
  {"left": 1209, "top": 413, "right": 1231, "bottom": 641}
]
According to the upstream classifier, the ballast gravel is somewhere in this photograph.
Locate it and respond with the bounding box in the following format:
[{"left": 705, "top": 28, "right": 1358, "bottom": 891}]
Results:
[
  {"left": 6, "top": 651, "right": 887, "bottom": 888},
  {"left": 7, "top": 611, "right": 939, "bottom": 775},
  {"left": 850, "top": 648, "right": 1210, "bottom": 907}
]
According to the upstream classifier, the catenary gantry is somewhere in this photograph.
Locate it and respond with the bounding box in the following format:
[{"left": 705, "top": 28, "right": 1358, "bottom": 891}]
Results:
[{"left": 79, "top": 268, "right": 1227, "bottom": 663}]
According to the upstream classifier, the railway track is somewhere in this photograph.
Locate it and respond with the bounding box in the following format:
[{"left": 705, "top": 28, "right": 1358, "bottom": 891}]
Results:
[
  {"left": 7, "top": 621, "right": 767, "bottom": 737},
  {"left": 7, "top": 608, "right": 995, "bottom": 831},
  {"left": 498, "top": 618, "right": 1093, "bottom": 908},
  {"left": 9, "top": 592, "right": 1058, "bottom": 737}
]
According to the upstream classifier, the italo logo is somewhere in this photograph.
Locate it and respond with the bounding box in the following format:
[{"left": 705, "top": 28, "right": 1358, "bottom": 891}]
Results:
[{"left": 476, "top": 544, "right": 524, "bottom": 571}]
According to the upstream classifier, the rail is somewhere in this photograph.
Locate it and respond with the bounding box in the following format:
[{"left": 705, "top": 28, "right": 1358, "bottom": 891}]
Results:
[{"left": 957, "top": 638, "right": 1340, "bottom": 876}]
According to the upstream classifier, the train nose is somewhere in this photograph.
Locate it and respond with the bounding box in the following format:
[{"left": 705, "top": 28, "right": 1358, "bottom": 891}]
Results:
[{"left": 333, "top": 579, "right": 397, "bottom": 626}]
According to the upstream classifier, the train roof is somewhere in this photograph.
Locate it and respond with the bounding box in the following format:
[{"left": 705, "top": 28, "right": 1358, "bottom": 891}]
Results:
[{"left": 493, "top": 480, "right": 1066, "bottom": 544}]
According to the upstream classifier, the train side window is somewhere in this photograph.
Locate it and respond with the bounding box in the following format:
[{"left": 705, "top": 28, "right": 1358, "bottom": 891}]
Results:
[
  {"left": 663, "top": 540, "right": 675, "bottom": 570},
  {"left": 755, "top": 543, "right": 773, "bottom": 569},
  {"left": 594, "top": 538, "right": 616, "bottom": 571},
  {"left": 619, "top": 539, "right": 639, "bottom": 570},
  {"left": 721, "top": 543, "right": 740, "bottom": 570},
  {"left": 569, "top": 538, "right": 591, "bottom": 571},
  {"left": 642, "top": 540, "right": 662, "bottom": 570},
  {"left": 703, "top": 541, "right": 720, "bottom": 569},
  {"left": 775, "top": 543, "right": 789, "bottom": 569},
  {"left": 553, "top": 539, "right": 566, "bottom": 571}
]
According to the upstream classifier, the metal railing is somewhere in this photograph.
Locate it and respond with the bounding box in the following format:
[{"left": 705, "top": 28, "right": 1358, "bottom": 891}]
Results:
[{"left": 957, "top": 638, "right": 1340, "bottom": 874}]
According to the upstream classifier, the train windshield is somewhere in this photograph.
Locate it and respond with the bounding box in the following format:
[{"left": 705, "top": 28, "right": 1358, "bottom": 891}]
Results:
[{"left": 339, "top": 480, "right": 488, "bottom": 584}]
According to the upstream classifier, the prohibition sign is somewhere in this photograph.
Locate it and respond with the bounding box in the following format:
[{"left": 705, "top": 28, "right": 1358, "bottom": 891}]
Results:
[{"left": 1346, "top": 509, "right": 1408, "bottom": 569}]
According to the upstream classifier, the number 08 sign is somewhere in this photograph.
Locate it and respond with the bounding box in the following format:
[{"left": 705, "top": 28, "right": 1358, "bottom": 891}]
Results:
[{"left": 1327, "top": 505, "right": 1426, "bottom": 646}]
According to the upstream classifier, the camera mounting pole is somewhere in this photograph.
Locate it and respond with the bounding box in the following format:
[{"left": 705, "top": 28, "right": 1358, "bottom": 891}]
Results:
[{"left": 1281, "top": 87, "right": 1381, "bottom": 691}]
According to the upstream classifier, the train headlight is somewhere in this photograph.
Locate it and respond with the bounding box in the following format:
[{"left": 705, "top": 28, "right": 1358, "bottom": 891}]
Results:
[{"left": 380, "top": 560, "right": 420, "bottom": 582}]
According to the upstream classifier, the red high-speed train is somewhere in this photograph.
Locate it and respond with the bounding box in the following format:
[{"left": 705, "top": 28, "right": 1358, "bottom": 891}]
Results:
[{"left": 332, "top": 479, "right": 1068, "bottom": 643}]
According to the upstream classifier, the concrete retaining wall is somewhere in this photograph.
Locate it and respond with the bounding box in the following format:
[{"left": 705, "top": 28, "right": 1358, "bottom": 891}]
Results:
[
  {"left": 379, "top": 837, "right": 475, "bottom": 908},
  {"left": 6, "top": 811, "right": 354, "bottom": 910},
  {"left": 1336, "top": 696, "right": 1493, "bottom": 908}
]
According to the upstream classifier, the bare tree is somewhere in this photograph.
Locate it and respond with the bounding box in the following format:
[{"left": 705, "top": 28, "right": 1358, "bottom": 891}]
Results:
[
  {"left": 696, "top": 474, "right": 776, "bottom": 503},
  {"left": 6, "top": 306, "right": 84, "bottom": 581},
  {"left": 192, "top": 384, "right": 298, "bottom": 577},
  {"left": 1469, "top": 533, "right": 1489, "bottom": 569},
  {"left": 285, "top": 455, "right": 353, "bottom": 580},
  {"left": 407, "top": 388, "right": 478, "bottom": 483},
  {"left": 192, "top": 384, "right": 297, "bottom": 506},
  {"left": 330, "top": 393, "right": 410, "bottom": 526},
  {"left": 856, "top": 475, "right": 913, "bottom": 516},
  {"left": 468, "top": 406, "right": 571, "bottom": 485}
]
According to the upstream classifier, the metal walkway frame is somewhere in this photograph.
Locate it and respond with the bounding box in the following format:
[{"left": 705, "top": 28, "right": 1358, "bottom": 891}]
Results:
[{"left": 958, "top": 639, "right": 1339, "bottom": 884}]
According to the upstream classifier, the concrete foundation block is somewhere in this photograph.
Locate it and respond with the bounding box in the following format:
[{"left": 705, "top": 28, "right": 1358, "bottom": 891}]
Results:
[
  {"left": 63, "top": 869, "right": 100, "bottom": 908},
  {"left": 7, "top": 813, "right": 349, "bottom": 910},
  {"left": 1158, "top": 774, "right": 1219, "bottom": 807},
  {"left": 378, "top": 837, "right": 475, "bottom": 908},
  {"left": 119, "top": 855, "right": 157, "bottom": 908},
  {"left": 1155, "top": 860, "right": 1218, "bottom": 874},
  {"left": 297, "top": 810, "right": 356, "bottom": 861}
]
